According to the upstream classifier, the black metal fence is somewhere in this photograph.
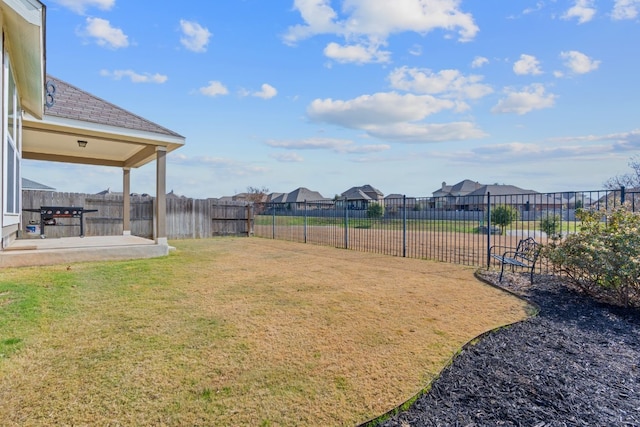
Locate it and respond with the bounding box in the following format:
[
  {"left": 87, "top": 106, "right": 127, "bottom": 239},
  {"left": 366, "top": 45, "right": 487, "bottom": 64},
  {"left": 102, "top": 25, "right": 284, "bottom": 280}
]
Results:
[{"left": 255, "top": 188, "right": 638, "bottom": 271}]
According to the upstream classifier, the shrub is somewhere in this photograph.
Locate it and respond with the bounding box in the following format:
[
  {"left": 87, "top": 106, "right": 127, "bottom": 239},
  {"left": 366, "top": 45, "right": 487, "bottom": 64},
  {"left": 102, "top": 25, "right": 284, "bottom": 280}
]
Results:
[
  {"left": 367, "top": 202, "right": 384, "bottom": 218},
  {"left": 490, "top": 205, "right": 518, "bottom": 233},
  {"left": 539, "top": 213, "right": 561, "bottom": 237},
  {"left": 543, "top": 205, "right": 640, "bottom": 307}
]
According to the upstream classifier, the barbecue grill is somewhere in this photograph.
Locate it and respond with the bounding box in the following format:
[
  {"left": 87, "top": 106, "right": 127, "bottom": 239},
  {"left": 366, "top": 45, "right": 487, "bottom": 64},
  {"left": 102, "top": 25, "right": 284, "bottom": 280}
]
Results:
[{"left": 23, "top": 206, "right": 98, "bottom": 238}]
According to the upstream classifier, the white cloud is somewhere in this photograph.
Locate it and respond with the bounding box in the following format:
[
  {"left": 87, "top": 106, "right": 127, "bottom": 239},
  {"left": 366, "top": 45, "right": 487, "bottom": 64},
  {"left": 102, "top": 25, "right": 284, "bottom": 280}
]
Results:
[
  {"left": 388, "top": 67, "right": 493, "bottom": 102},
  {"left": 199, "top": 81, "right": 229, "bottom": 97},
  {"left": 179, "top": 20, "right": 212, "bottom": 53},
  {"left": 323, "top": 42, "right": 391, "bottom": 64},
  {"left": 612, "top": 0, "right": 640, "bottom": 20},
  {"left": 513, "top": 54, "right": 542, "bottom": 75},
  {"left": 560, "top": 50, "right": 600, "bottom": 74},
  {"left": 266, "top": 137, "right": 390, "bottom": 154},
  {"left": 83, "top": 17, "right": 128, "bottom": 49},
  {"left": 270, "top": 152, "right": 305, "bottom": 162},
  {"left": 308, "top": 92, "right": 455, "bottom": 128},
  {"left": 100, "top": 69, "right": 168, "bottom": 84},
  {"left": 563, "top": 0, "right": 597, "bottom": 23},
  {"left": 492, "top": 84, "right": 556, "bottom": 115},
  {"left": 253, "top": 84, "right": 278, "bottom": 100},
  {"left": 284, "top": 0, "right": 478, "bottom": 63},
  {"left": 409, "top": 44, "right": 423, "bottom": 56},
  {"left": 365, "top": 122, "right": 487, "bottom": 142},
  {"left": 53, "top": 0, "right": 114, "bottom": 14},
  {"left": 471, "top": 56, "right": 489, "bottom": 68},
  {"left": 307, "top": 92, "right": 485, "bottom": 142}
]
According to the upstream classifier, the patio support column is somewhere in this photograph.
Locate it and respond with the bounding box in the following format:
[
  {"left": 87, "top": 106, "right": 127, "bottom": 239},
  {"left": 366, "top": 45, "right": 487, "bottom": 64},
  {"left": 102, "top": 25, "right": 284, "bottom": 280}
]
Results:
[
  {"left": 155, "top": 147, "right": 167, "bottom": 245},
  {"left": 123, "top": 167, "right": 131, "bottom": 235}
]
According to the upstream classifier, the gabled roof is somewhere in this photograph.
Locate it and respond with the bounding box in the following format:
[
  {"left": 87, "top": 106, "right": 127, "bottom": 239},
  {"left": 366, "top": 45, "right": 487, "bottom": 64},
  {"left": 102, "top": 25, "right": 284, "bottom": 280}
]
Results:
[
  {"left": 22, "top": 75, "right": 185, "bottom": 169},
  {"left": 44, "top": 77, "right": 183, "bottom": 138},
  {"left": 342, "top": 188, "right": 372, "bottom": 201},
  {"left": 281, "top": 187, "right": 326, "bottom": 203},
  {"left": 449, "top": 179, "right": 482, "bottom": 195},
  {"left": 342, "top": 184, "right": 383, "bottom": 200},
  {"left": 466, "top": 184, "right": 537, "bottom": 197}
]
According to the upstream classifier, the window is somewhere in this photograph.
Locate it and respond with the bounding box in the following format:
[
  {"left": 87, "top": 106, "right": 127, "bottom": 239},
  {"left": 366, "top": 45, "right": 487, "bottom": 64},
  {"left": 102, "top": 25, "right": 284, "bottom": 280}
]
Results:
[{"left": 3, "top": 53, "right": 21, "bottom": 220}]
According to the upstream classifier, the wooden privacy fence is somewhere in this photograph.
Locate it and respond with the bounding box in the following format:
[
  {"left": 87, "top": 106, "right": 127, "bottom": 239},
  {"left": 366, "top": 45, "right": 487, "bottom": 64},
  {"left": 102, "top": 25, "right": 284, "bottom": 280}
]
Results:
[{"left": 21, "top": 191, "right": 253, "bottom": 239}]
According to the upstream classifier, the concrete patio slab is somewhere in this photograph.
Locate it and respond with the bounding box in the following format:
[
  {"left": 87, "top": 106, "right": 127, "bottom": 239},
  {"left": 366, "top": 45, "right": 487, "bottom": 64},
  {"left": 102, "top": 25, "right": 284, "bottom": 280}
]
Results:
[{"left": 1, "top": 235, "right": 171, "bottom": 268}]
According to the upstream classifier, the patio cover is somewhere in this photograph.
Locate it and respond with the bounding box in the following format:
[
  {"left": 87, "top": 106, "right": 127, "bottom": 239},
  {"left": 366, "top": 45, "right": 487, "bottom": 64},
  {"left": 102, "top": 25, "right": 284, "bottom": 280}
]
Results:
[{"left": 21, "top": 75, "right": 186, "bottom": 243}]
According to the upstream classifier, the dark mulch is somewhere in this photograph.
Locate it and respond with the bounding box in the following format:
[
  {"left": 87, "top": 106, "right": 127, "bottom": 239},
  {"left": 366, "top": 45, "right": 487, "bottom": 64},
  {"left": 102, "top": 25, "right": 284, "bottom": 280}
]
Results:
[{"left": 374, "top": 272, "right": 640, "bottom": 427}]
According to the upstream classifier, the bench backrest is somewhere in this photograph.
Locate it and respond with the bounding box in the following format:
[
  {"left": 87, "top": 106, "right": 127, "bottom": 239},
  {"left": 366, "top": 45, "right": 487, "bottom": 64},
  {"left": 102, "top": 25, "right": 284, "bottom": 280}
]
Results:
[{"left": 516, "top": 237, "right": 540, "bottom": 261}]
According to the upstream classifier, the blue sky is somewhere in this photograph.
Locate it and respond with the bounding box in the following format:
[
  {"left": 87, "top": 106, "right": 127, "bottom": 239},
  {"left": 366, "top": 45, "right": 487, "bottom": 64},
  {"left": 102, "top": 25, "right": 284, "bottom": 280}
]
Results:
[{"left": 24, "top": 0, "right": 640, "bottom": 199}]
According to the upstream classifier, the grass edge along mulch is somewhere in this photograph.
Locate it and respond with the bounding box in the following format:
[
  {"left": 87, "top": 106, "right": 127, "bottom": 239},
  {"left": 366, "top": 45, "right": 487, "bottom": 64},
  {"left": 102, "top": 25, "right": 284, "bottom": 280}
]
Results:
[{"left": 0, "top": 237, "right": 531, "bottom": 426}]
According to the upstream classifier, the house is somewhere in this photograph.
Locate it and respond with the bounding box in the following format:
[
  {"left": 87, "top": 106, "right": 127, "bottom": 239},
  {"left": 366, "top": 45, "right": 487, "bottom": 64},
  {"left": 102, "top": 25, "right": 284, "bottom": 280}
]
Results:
[
  {"left": 431, "top": 180, "right": 482, "bottom": 209},
  {"left": 0, "top": 1, "right": 185, "bottom": 257},
  {"left": 340, "top": 185, "right": 384, "bottom": 210},
  {"left": 384, "top": 193, "right": 419, "bottom": 212},
  {"left": 269, "top": 187, "right": 330, "bottom": 210},
  {"left": 463, "top": 185, "right": 554, "bottom": 212}
]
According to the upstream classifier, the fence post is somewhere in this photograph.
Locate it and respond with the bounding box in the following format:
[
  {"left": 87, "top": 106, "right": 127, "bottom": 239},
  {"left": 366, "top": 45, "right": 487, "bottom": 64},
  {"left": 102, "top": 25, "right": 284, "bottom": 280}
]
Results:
[
  {"left": 304, "top": 200, "right": 308, "bottom": 244},
  {"left": 402, "top": 195, "right": 407, "bottom": 258},
  {"left": 486, "top": 192, "right": 491, "bottom": 269},
  {"left": 247, "top": 204, "right": 252, "bottom": 236},
  {"left": 344, "top": 197, "right": 349, "bottom": 249},
  {"left": 621, "top": 186, "right": 626, "bottom": 205},
  {"left": 272, "top": 204, "right": 276, "bottom": 239}
]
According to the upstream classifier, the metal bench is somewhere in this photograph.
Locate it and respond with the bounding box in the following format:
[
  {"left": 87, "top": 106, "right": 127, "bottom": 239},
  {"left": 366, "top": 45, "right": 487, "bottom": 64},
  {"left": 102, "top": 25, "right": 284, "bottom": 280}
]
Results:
[{"left": 490, "top": 237, "right": 540, "bottom": 284}]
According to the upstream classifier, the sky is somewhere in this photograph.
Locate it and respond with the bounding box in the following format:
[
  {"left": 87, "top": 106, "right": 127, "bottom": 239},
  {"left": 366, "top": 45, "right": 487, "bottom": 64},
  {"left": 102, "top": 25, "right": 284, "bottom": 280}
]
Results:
[{"left": 23, "top": 0, "right": 640, "bottom": 199}]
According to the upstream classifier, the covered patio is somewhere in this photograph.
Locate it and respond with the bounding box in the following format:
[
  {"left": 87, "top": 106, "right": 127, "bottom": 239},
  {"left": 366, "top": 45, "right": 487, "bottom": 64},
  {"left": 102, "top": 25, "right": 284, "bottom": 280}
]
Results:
[{"left": 6, "top": 75, "right": 185, "bottom": 266}]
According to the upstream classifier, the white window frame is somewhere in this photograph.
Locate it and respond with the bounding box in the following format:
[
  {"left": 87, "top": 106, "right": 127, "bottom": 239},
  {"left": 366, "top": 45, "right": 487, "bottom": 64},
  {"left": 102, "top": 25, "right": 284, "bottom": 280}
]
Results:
[{"left": 3, "top": 49, "right": 21, "bottom": 225}]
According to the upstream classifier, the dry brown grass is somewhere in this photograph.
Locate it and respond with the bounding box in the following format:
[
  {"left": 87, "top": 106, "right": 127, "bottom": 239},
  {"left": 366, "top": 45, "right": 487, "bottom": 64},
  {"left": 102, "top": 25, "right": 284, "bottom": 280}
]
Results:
[{"left": 0, "top": 237, "right": 529, "bottom": 426}]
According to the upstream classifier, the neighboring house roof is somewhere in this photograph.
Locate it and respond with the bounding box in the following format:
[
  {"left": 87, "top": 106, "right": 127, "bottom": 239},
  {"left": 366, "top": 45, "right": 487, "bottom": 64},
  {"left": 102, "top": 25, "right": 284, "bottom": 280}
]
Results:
[
  {"left": 269, "top": 188, "right": 327, "bottom": 203},
  {"left": 22, "top": 178, "right": 54, "bottom": 191},
  {"left": 385, "top": 194, "right": 405, "bottom": 200},
  {"left": 342, "top": 188, "right": 372, "bottom": 201},
  {"left": 96, "top": 188, "right": 122, "bottom": 196},
  {"left": 448, "top": 179, "right": 482, "bottom": 196},
  {"left": 342, "top": 185, "right": 384, "bottom": 200},
  {"left": 282, "top": 187, "right": 326, "bottom": 203},
  {"left": 44, "top": 76, "right": 183, "bottom": 138},
  {"left": 466, "top": 184, "right": 537, "bottom": 197}
]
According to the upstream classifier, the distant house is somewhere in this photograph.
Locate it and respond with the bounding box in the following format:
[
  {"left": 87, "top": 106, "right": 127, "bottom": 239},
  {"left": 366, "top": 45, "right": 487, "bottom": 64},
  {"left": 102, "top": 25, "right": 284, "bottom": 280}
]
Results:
[
  {"left": 269, "top": 187, "right": 330, "bottom": 210},
  {"left": 431, "top": 180, "right": 482, "bottom": 209},
  {"left": 340, "top": 185, "right": 384, "bottom": 210},
  {"left": 22, "top": 178, "right": 54, "bottom": 191},
  {"left": 462, "top": 184, "right": 544, "bottom": 211},
  {"left": 384, "top": 193, "right": 418, "bottom": 212}
]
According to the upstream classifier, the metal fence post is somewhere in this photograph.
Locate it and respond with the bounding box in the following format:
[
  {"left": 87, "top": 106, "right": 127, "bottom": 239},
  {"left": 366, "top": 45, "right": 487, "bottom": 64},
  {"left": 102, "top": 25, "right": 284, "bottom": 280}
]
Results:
[
  {"left": 402, "top": 195, "right": 407, "bottom": 258},
  {"left": 272, "top": 203, "right": 276, "bottom": 239},
  {"left": 621, "top": 186, "right": 626, "bottom": 204},
  {"left": 304, "top": 200, "right": 307, "bottom": 244},
  {"left": 344, "top": 197, "right": 349, "bottom": 249},
  {"left": 486, "top": 192, "right": 491, "bottom": 269}
]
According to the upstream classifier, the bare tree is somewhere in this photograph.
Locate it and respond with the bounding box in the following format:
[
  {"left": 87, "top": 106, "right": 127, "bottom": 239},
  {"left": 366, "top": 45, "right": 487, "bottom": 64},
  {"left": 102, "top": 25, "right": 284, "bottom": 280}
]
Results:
[
  {"left": 604, "top": 155, "right": 640, "bottom": 189},
  {"left": 245, "top": 186, "right": 269, "bottom": 204}
]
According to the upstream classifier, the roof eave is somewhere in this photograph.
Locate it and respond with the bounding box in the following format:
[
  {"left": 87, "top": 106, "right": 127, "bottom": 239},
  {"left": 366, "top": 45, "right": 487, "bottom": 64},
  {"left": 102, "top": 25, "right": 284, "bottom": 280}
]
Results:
[{"left": 1, "top": 0, "right": 46, "bottom": 119}]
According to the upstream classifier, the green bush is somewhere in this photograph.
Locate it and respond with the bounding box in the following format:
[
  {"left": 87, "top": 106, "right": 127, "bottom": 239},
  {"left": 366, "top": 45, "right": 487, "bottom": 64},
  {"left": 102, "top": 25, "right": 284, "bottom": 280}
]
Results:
[
  {"left": 367, "top": 202, "right": 384, "bottom": 218},
  {"left": 490, "top": 205, "right": 518, "bottom": 233},
  {"left": 543, "top": 205, "right": 640, "bottom": 307},
  {"left": 539, "top": 213, "right": 561, "bottom": 237}
]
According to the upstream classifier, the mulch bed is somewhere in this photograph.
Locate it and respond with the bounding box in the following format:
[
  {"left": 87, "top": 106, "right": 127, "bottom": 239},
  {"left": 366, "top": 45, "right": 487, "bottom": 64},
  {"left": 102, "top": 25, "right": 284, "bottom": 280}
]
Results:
[{"left": 374, "top": 272, "right": 640, "bottom": 427}]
